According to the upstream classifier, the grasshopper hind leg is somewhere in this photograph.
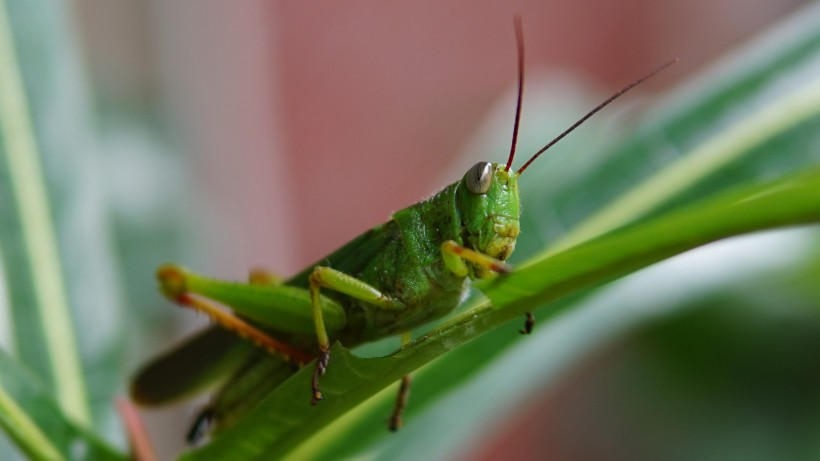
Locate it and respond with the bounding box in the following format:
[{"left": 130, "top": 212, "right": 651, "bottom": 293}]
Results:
[
  {"left": 155, "top": 264, "right": 314, "bottom": 363},
  {"left": 247, "top": 268, "right": 284, "bottom": 285}
]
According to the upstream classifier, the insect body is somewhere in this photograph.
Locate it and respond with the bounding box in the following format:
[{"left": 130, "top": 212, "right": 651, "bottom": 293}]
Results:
[
  {"left": 130, "top": 19, "right": 673, "bottom": 440},
  {"left": 138, "top": 160, "right": 520, "bottom": 436}
]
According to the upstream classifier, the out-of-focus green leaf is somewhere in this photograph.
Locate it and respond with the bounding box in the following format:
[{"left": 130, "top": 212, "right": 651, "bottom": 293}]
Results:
[
  {"left": 0, "top": 387, "right": 64, "bottom": 461},
  {"left": 0, "top": 0, "right": 134, "bottom": 457},
  {"left": 0, "top": 0, "right": 88, "bottom": 423},
  {"left": 599, "top": 280, "right": 820, "bottom": 461},
  {"left": 0, "top": 349, "right": 126, "bottom": 461}
]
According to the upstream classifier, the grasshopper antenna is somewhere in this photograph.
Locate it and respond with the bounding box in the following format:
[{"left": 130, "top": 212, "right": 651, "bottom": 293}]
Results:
[
  {"left": 504, "top": 15, "right": 525, "bottom": 172},
  {"left": 516, "top": 58, "right": 678, "bottom": 175}
]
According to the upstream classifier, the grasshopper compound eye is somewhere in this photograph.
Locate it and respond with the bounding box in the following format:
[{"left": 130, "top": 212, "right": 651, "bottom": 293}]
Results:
[{"left": 465, "top": 161, "right": 493, "bottom": 194}]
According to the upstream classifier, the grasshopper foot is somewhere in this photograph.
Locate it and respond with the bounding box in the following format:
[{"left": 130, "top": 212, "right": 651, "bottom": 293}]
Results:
[
  {"left": 519, "top": 312, "right": 535, "bottom": 335},
  {"left": 311, "top": 348, "right": 331, "bottom": 405}
]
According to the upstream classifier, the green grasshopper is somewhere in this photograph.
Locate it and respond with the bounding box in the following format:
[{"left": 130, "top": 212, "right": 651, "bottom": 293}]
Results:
[{"left": 130, "top": 18, "right": 673, "bottom": 441}]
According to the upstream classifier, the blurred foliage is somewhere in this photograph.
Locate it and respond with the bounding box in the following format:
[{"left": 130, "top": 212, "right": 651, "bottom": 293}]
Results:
[{"left": 0, "top": 0, "right": 183, "bottom": 459}]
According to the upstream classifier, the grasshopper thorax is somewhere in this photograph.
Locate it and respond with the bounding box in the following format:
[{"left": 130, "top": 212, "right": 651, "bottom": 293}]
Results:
[{"left": 456, "top": 161, "right": 521, "bottom": 278}]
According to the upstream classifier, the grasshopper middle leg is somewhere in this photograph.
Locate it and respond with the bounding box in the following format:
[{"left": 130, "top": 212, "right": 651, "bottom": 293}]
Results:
[
  {"left": 308, "top": 266, "right": 405, "bottom": 404},
  {"left": 389, "top": 332, "right": 413, "bottom": 431}
]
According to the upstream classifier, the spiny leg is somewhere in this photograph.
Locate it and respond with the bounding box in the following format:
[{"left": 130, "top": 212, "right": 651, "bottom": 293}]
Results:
[
  {"left": 440, "top": 240, "right": 512, "bottom": 278},
  {"left": 308, "top": 277, "right": 330, "bottom": 405},
  {"left": 156, "top": 264, "right": 313, "bottom": 364},
  {"left": 389, "top": 332, "right": 413, "bottom": 431},
  {"left": 164, "top": 267, "right": 299, "bottom": 444},
  {"left": 309, "top": 266, "right": 404, "bottom": 404},
  {"left": 441, "top": 241, "right": 530, "bottom": 335}
]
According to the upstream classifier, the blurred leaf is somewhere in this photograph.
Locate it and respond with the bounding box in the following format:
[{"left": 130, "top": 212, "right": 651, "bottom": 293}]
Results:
[
  {"left": 0, "top": 0, "right": 132, "bottom": 457},
  {"left": 0, "top": 349, "right": 126, "bottom": 461},
  {"left": 616, "top": 295, "right": 820, "bottom": 461},
  {"left": 0, "top": 0, "right": 86, "bottom": 422},
  {"left": 0, "top": 387, "right": 63, "bottom": 461}
]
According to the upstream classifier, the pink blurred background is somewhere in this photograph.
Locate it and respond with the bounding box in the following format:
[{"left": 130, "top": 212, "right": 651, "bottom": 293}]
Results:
[
  {"left": 74, "top": 1, "right": 805, "bottom": 458},
  {"left": 79, "top": 0, "right": 801, "bottom": 274}
]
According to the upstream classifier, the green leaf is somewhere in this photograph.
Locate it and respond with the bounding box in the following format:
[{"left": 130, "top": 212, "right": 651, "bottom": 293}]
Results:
[
  {"left": 0, "top": 0, "right": 137, "bottom": 458},
  {"left": 0, "top": 0, "right": 88, "bottom": 423},
  {"left": 0, "top": 349, "right": 126, "bottom": 461},
  {"left": 0, "top": 387, "right": 64, "bottom": 461}
]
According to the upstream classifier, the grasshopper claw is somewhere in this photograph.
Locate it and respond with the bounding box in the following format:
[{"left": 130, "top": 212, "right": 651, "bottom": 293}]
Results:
[
  {"left": 519, "top": 312, "right": 535, "bottom": 335},
  {"left": 311, "top": 349, "right": 331, "bottom": 405}
]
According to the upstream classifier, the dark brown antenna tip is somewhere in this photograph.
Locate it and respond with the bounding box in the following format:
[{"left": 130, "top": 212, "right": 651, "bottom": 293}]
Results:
[
  {"left": 504, "top": 15, "right": 525, "bottom": 172},
  {"left": 516, "top": 58, "right": 678, "bottom": 175}
]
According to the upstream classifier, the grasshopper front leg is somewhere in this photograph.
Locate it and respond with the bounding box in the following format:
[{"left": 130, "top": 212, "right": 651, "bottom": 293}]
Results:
[
  {"left": 308, "top": 266, "right": 405, "bottom": 404},
  {"left": 440, "top": 240, "right": 534, "bottom": 332},
  {"left": 440, "top": 240, "right": 512, "bottom": 276}
]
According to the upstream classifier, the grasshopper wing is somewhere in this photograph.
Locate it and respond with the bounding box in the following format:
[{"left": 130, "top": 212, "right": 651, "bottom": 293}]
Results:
[{"left": 131, "top": 327, "right": 254, "bottom": 406}]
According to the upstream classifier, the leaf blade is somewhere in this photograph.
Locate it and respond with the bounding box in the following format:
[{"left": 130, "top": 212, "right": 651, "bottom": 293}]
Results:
[{"left": 0, "top": 349, "right": 127, "bottom": 461}]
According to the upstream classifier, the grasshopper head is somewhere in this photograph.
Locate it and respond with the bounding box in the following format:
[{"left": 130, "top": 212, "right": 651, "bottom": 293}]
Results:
[
  {"left": 456, "top": 161, "right": 520, "bottom": 278},
  {"left": 450, "top": 18, "right": 672, "bottom": 279}
]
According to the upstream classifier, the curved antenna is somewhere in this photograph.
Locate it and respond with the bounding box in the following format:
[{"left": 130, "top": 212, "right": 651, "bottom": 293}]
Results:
[
  {"left": 516, "top": 58, "right": 678, "bottom": 175},
  {"left": 504, "top": 15, "right": 525, "bottom": 172}
]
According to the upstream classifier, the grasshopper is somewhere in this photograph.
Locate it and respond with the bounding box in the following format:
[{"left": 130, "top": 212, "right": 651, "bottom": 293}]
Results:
[{"left": 130, "top": 18, "right": 673, "bottom": 441}]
